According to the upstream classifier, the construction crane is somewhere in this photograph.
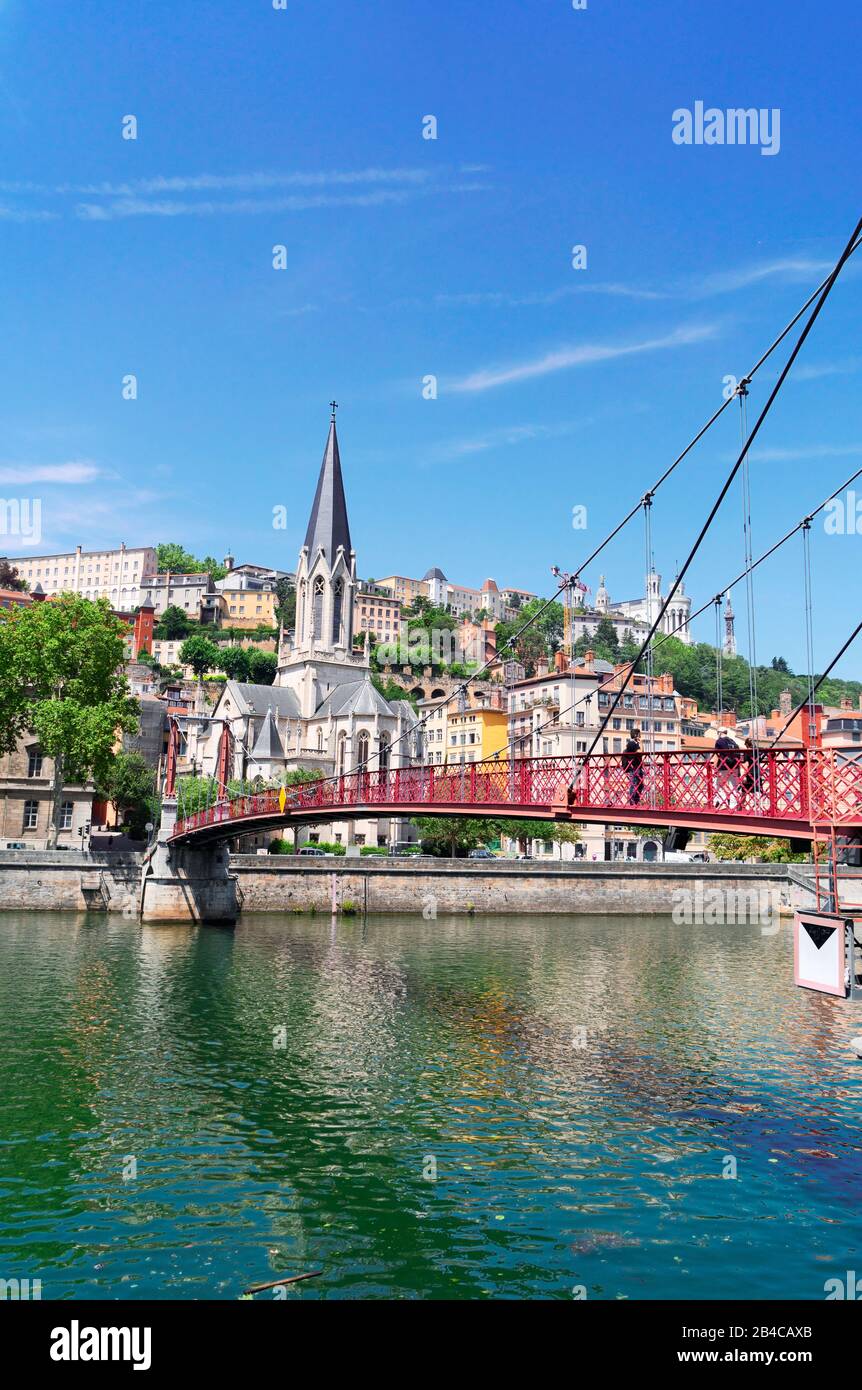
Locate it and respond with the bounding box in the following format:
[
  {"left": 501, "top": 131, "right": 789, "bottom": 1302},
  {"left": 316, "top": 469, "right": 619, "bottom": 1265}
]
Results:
[{"left": 551, "top": 567, "right": 590, "bottom": 659}]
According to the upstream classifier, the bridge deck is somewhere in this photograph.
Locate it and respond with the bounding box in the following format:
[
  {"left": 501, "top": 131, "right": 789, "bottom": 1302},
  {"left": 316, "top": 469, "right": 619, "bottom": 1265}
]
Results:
[{"left": 169, "top": 748, "right": 862, "bottom": 846}]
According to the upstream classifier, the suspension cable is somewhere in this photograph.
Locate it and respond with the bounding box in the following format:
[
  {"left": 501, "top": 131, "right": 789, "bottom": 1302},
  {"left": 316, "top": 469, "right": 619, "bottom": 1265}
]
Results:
[
  {"left": 489, "top": 461, "right": 862, "bottom": 763},
  {"left": 714, "top": 595, "right": 724, "bottom": 722},
  {"left": 737, "top": 380, "right": 761, "bottom": 747},
  {"left": 582, "top": 212, "right": 862, "bottom": 761},
  {"left": 764, "top": 618, "right": 862, "bottom": 751},
  {"left": 801, "top": 519, "right": 818, "bottom": 745}
]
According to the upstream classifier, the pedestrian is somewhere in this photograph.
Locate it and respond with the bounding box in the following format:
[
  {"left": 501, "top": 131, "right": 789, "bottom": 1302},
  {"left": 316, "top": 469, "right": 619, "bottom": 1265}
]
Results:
[
  {"left": 714, "top": 730, "right": 742, "bottom": 808},
  {"left": 622, "top": 727, "right": 644, "bottom": 806}
]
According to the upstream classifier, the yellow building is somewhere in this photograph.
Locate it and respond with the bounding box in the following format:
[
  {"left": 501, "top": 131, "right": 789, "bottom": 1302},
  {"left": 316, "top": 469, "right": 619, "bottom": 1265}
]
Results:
[
  {"left": 219, "top": 588, "right": 277, "bottom": 629},
  {"left": 446, "top": 706, "right": 509, "bottom": 764},
  {"left": 375, "top": 574, "right": 428, "bottom": 606}
]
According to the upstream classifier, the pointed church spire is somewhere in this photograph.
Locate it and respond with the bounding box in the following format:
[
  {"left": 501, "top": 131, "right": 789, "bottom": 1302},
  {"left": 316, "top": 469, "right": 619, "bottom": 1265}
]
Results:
[
  {"left": 303, "top": 405, "right": 352, "bottom": 565},
  {"left": 251, "top": 705, "right": 286, "bottom": 762}
]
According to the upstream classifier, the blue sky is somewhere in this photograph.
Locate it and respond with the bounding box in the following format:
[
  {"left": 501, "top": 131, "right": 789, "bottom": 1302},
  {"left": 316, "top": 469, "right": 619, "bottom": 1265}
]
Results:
[{"left": 0, "top": 0, "right": 860, "bottom": 674}]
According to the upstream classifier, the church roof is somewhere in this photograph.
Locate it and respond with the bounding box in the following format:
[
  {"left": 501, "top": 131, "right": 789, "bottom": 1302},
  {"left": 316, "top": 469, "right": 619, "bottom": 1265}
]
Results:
[
  {"left": 226, "top": 681, "right": 301, "bottom": 719},
  {"left": 251, "top": 706, "right": 286, "bottom": 762},
  {"left": 315, "top": 677, "right": 395, "bottom": 719},
  {"left": 303, "top": 415, "right": 352, "bottom": 565}
]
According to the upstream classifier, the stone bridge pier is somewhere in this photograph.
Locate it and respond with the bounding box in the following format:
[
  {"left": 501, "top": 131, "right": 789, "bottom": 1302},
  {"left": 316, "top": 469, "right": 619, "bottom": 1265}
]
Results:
[{"left": 139, "top": 799, "right": 238, "bottom": 924}]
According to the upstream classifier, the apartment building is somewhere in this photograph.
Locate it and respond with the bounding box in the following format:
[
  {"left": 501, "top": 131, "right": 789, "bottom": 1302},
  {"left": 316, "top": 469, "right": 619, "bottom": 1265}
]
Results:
[
  {"left": 7, "top": 543, "right": 156, "bottom": 608},
  {"left": 0, "top": 737, "right": 94, "bottom": 850},
  {"left": 375, "top": 573, "right": 428, "bottom": 606},
  {"left": 143, "top": 572, "right": 218, "bottom": 620},
  {"left": 375, "top": 568, "right": 534, "bottom": 621},
  {"left": 446, "top": 705, "right": 509, "bottom": 764},
  {"left": 219, "top": 587, "right": 277, "bottom": 629},
  {"left": 353, "top": 585, "right": 403, "bottom": 643}
]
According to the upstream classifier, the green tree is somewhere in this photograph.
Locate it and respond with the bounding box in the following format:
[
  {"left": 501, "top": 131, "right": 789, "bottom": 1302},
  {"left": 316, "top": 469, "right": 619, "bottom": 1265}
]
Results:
[
  {"left": 156, "top": 543, "right": 227, "bottom": 581},
  {"left": 98, "top": 751, "right": 155, "bottom": 835},
  {"left": 0, "top": 559, "right": 27, "bottom": 591},
  {"left": 411, "top": 815, "right": 489, "bottom": 857},
  {"left": 0, "top": 595, "right": 139, "bottom": 846},
  {"left": 179, "top": 634, "right": 220, "bottom": 679},
  {"left": 274, "top": 578, "right": 296, "bottom": 630},
  {"left": 248, "top": 650, "right": 278, "bottom": 685},
  {"left": 159, "top": 605, "right": 192, "bottom": 639},
  {"left": 220, "top": 646, "right": 252, "bottom": 681}
]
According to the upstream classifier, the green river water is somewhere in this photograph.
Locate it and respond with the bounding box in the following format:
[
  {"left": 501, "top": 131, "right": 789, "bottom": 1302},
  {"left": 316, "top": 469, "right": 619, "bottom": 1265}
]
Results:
[{"left": 0, "top": 910, "right": 860, "bottom": 1300}]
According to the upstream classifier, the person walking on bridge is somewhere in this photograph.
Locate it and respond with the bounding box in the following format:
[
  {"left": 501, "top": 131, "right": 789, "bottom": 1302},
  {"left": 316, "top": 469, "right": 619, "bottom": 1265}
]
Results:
[
  {"left": 622, "top": 727, "right": 644, "bottom": 806},
  {"left": 714, "top": 730, "right": 742, "bottom": 810}
]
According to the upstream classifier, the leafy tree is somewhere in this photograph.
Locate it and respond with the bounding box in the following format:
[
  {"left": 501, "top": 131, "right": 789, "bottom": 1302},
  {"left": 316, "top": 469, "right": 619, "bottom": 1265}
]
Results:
[
  {"left": 156, "top": 542, "right": 227, "bottom": 581},
  {"left": 220, "top": 646, "right": 252, "bottom": 681},
  {"left": 411, "top": 815, "right": 489, "bottom": 857},
  {"left": 198, "top": 555, "right": 229, "bottom": 582},
  {"left": 98, "top": 751, "right": 155, "bottom": 835},
  {"left": 0, "top": 559, "right": 27, "bottom": 591},
  {"left": 159, "top": 605, "right": 193, "bottom": 640},
  {"left": 248, "top": 650, "right": 277, "bottom": 685},
  {"left": 274, "top": 578, "right": 296, "bottom": 630},
  {"left": 708, "top": 833, "right": 809, "bottom": 863},
  {"left": 179, "top": 634, "right": 220, "bottom": 678},
  {"left": 771, "top": 656, "right": 791, "bottom": 674},
  {"left": 0, "top": 595, "right": 139, "bottom": 845},
  {"left": 372, "top": 675, "right": 418, "bottom": 708},
  {"left": 593, "top": 617, "right": 620, "bottom": 656},
  {"left": 283, "top": 766, "right": 325, "bottom": 786}
]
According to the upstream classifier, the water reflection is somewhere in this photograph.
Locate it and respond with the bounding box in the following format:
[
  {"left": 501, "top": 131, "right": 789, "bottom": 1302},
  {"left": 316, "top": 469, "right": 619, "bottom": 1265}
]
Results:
[{"left": 0, "top": 911, "right": 860, "bottom": 1300}]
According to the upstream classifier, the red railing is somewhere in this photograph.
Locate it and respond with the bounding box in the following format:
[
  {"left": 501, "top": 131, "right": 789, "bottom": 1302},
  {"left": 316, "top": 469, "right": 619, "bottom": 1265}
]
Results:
[{"left": 170, "top": 748, "right": 862, "bottom": 840}]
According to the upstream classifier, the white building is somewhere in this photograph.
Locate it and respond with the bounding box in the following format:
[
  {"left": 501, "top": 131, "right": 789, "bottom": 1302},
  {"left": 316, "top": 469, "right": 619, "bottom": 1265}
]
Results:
[
  {"left": 6, "top": 542, "right": 156, "bottom": 609},
  {"left": 594, "top": 570, "right": 692, "bottom": 645},
  {"left": 197, "top": 410, "right": 423, "bottom": 849}
]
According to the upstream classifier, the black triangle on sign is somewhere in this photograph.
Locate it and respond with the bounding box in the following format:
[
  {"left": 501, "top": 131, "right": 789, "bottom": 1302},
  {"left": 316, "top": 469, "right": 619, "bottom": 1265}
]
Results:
[{"left": 803, "top": 922, "right": 837, "bottom": 951}]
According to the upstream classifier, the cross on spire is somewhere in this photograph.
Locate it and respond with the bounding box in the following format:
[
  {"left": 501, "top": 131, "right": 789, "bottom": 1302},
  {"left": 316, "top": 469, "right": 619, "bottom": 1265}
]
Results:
[{"left": 330, "top": 399, "right": 338, "bottom": 421}]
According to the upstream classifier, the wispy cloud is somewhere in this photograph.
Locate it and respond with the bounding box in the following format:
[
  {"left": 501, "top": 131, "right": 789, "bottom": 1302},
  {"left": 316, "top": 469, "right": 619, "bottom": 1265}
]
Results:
[
  {"left": 435, "top": 282, "right": 666, "bottom": 308},
  {"left": 429, "top": 420, "right": 589, "bottom": 462},
  {"left": 688, "top": 257, "right": 834, "bottom": 297},
  {"left": 0, "top": 204, "right": 58, "bottom": 222},
  {"left": 0, "top": 461, "right": 100, "bottom": 484},
  {"left": 787, "top": 357, "right": 862, "bottom": 383},
  {"left": 451, "top": 322, "right": 718, "bottom": 393},
  {"left": 733, "top": 443, "right": 862, "bottom": 462},
  {"left": 76, "top": 189, "right": 421, "bottom": 220},
  {"left": 0, "top": 164, "right": 489, "bottom": 223}
]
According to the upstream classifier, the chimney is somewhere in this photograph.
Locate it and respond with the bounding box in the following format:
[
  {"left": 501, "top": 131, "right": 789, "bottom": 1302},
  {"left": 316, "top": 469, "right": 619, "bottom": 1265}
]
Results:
[
  {"left": 536, "top": 657, "right": 549, "bottom": 676},
  {"left": 841, "top": 697, "right": 852, "bottom": 711},
  {"left": 553, "top": 650, "right": 566, "bottom": 673},
  {"left": 779, "top": 689, "right": 792, "bottom": 718}
]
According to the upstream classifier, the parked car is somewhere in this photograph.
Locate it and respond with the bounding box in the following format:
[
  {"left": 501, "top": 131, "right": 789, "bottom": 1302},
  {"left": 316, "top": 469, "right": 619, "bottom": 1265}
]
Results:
[
  {"left": 297, "top": 846, "right": 326, "bottom": 857},
  {"left": 468, "top": 848, "right": 494, "bottom": 859}
]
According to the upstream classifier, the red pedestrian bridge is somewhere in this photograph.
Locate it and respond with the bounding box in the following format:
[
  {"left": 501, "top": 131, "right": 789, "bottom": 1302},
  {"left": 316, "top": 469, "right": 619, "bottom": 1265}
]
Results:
[{"left": 168, "top": 747, "right": 862, "bottom": 847}]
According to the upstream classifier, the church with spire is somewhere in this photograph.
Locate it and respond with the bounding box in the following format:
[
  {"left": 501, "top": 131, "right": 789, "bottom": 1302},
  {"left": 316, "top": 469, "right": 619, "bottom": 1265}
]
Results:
[{"left": 197, "top": 407, "right": 421, "bottom": 845}]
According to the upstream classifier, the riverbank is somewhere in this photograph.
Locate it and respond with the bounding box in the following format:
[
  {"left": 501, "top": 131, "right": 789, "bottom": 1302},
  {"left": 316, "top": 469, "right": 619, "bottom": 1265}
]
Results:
[{"left": 0, "top": 849, "right": 850, "bottom": 917}]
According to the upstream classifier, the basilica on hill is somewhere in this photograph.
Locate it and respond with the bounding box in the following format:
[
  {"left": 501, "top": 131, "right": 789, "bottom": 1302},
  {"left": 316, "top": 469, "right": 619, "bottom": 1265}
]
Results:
[{"left": 196, "top": 408, "right": 422, "bottom": 846}]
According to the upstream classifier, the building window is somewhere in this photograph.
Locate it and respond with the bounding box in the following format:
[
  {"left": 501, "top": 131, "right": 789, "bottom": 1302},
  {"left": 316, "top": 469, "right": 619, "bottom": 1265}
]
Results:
[
  {"left": 312, "top": 577, "right": 325, "bottom": 640},
  {"left": 23, "top": 800, "right": 38, "bottom": 830},
  {"left": 356, "top": 731, "right": 370, "bottom": 768},
  {"left": 27, "top": 748, "right": 43, "bottom": 778},
  {"left": 59, "top": 802, "right": 73, "bottom": 830},
  {"left": 332, "top": 579, "right": 343, "bottom": 645}
]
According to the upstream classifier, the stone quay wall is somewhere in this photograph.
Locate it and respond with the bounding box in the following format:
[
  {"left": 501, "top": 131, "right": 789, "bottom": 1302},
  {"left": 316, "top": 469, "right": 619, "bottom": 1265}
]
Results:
[{"left": 0, "top": 851, "right": 855, "bottom": 919}]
